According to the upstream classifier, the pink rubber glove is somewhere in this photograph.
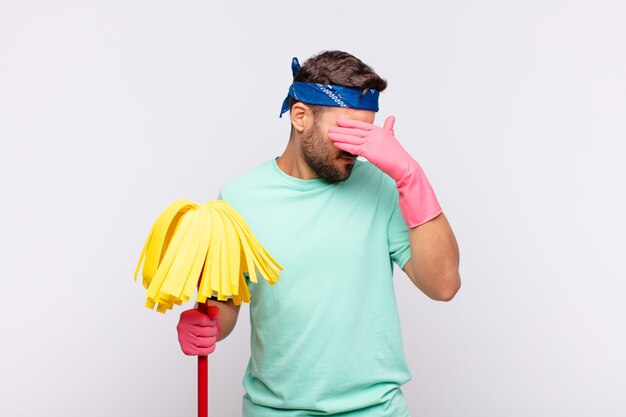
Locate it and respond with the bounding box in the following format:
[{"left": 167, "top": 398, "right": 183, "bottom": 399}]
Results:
[
  {"left": 177, "top": 307, "right": 222, "bottom": 356},
  {"left": 328, "top": 115, "right": 442, "bottom": 227}
]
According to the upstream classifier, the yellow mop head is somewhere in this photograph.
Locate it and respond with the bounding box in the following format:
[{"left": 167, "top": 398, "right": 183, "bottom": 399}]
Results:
[{"left": 134, "top": 199, "right": 283, "bottom": 313}]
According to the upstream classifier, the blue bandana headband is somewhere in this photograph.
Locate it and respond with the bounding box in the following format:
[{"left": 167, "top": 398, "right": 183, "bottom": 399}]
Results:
[{"left": 279, "top": 57, "right": 380, "bottom": 118}]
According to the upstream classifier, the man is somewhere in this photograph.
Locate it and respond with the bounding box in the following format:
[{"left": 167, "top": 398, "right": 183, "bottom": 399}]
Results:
[{"left": 176, "top": 50, "right": 461, "bottom": 416}]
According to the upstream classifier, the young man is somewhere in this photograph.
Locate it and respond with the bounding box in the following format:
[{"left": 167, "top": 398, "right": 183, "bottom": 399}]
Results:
[{"left": 176, "top": 50, "right": 461, "bottom": 416}]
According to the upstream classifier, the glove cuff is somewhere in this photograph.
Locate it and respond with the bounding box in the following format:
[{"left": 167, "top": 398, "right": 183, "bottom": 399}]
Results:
[{"left": 396, "top": 161, "right": 442, "bottom": 228}]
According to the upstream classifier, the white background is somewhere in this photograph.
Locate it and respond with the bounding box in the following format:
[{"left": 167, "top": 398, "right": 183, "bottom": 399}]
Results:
[{"left": 1, "top": 1, "right": 625, "bottom": 416}]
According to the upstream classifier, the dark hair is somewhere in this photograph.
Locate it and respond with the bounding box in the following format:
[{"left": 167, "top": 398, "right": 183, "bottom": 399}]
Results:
[{"left": 287, "top": 50, "right": 387, "bottom": 117}]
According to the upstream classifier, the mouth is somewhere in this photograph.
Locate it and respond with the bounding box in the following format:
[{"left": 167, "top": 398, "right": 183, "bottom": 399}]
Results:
[{"left": 339, "top": 153, "right": 357, "bottom": 160}]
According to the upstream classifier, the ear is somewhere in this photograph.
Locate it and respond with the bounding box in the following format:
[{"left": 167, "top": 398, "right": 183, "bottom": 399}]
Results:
[{"left": 290, "top": 102, "right": 314, "bottom": 133}]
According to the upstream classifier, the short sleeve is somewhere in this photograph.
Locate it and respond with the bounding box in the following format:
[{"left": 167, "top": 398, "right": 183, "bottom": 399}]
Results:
[{"left": 388, "top": 197, "right": 411, "bottom": 269}]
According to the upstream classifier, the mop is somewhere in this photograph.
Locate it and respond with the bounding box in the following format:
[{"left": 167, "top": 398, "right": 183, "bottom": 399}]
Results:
[{"left": 134, "top": 198, "right": 283, "bottom": 416}]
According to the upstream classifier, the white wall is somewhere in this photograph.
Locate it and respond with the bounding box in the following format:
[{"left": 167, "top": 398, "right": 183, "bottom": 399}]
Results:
[{"left": 1, "top": 1, "right": 624, "bottom": 416}]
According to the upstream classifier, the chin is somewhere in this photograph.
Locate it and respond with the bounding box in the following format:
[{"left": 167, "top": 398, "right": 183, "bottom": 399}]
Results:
[{"left": 335, "top": 165, "right": 354, "bottom": 182}]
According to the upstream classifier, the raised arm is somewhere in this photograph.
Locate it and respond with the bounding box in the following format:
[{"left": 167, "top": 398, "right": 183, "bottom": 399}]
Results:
[{"left": 328, "top": 115, "right": 460, "bottom": 301}]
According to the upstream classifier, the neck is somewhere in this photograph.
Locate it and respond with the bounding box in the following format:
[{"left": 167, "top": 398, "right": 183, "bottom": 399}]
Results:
[{"left": 276, "top": 138, "right": 318, "bottom": 180}]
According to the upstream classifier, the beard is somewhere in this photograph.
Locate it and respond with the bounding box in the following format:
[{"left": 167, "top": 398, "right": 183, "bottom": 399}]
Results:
[{"left": 300, "top": 120, "right": 355, "bottom": 183}]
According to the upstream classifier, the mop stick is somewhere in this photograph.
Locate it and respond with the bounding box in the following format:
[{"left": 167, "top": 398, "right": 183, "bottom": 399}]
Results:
[
  {"left": 198, "top": 301, "right": 207, "bottom": 417},
  {"left": 197, "top": 302, "right": 219, "bottom": 417}
]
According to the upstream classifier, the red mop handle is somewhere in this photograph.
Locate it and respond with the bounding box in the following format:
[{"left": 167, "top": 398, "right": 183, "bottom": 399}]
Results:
[{"left": 197, "top": 302, "right": 220, "bottom": 417}]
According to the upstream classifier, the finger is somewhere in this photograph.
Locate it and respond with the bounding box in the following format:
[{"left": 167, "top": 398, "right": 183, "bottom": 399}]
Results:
[
  {"left": 177, "top": 320, "right": 214, "bottom": 340},
  {"left": 383, "top": 115, "right": 396, "bottom": 131},
  {"left": 192, "top": 325, "right": 218, "bottom": 338},
  {"left": 330, "top": 141, "right": 361, "bottom": 156},
  {"left": 328, "top": 126, "right": 370, "bottom": 138},
  {"left": 327, "top": 132, "right": 366, "bottom": 145},
  {"left": 191, "top": 318, "right": 216, "bottom": 328},
  {"left": 187, "top": 342, "right": 217, "bottom": 356},
  {"left": 200, "top": 344, "right": 217, "bottom": 356},
  {"left": 190, "top": 312, "right": 217, "bottom": 327},
  {"left": 192, "top": 334, "right": 218, "bottom": 349},
  {"left": 179, "top": 334, "right": 216, "bottom": 355},
  {"left": 336, "top": 118, "right": 374, "bottom": 130}
]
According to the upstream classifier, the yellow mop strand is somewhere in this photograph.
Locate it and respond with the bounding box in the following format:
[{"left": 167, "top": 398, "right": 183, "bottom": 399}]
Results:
[{"left": 134, "top": 199, "right": 283, "bottom": 313}]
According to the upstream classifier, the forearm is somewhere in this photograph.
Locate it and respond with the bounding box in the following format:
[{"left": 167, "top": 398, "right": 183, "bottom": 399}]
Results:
[
  {"left": 405, "top": 212, "right": 461, "bottom": 301},
  {"left": 195, "top": 298, "right": 240, "bottom": 341}
]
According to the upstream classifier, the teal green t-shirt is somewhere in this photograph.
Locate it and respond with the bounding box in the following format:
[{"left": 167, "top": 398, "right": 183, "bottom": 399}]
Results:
[{"left": 219, "top": 157, "right": 413, "bottom": 417}]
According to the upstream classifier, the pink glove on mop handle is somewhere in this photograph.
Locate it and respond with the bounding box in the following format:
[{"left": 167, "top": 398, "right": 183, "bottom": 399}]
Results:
[
  {"left": 328, "top": 115, "right": 442, "bottom": 227},
  {"left": 197, "top": 304, "right": 220, "bottom": 417},
  {"left": 177, "top": 304, "right": 222, "bottom": 416},
  {"left": 177, "top": 307, "right": 222, "bottom": 356}
]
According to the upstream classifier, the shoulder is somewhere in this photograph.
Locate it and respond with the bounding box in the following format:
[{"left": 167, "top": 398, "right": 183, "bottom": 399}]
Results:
[{"left": 220, "top": 158, "right": 274, "bottom": 200}]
